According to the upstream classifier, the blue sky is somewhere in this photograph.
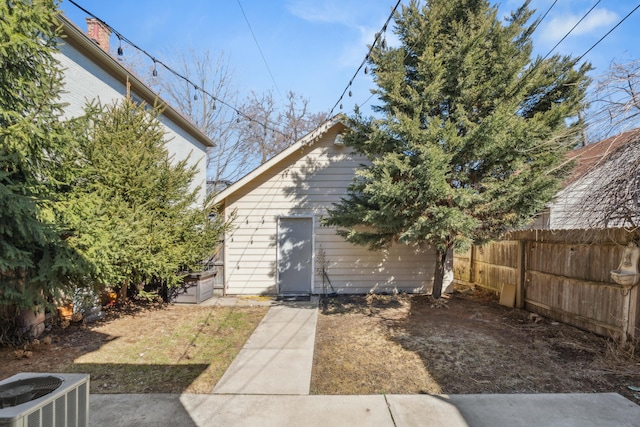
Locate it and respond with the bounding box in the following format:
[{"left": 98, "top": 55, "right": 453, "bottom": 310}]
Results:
[{"left": 59, "top": 0, "right": 640, "bottom": 119}]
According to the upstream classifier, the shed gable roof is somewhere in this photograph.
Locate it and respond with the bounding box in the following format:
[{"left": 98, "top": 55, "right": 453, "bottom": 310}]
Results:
[{"left": 213, "top": 116, "right": 348, "bottom": 204}]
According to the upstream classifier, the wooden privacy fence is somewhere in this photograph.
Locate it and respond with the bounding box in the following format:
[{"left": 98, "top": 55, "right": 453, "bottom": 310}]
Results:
[{"left": 453, "top": 228, "right": 640, "bottom": 340}]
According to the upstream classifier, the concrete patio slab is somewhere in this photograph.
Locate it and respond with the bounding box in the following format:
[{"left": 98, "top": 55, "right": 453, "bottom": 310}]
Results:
[
  {"left": 90, "top": 393, "right": 640, "bottom": 427},
  {"left": 451, "top": 392, "right": 640, "bottom": 427},
  {"left": 181, "top": 394, "right": 393, "bottom": 427},
  {"left": 386, "top": 394, "right": 468, "bottom": 426},
  {"left": 90, "top": 394, "right": 197, "bottom": 427}
]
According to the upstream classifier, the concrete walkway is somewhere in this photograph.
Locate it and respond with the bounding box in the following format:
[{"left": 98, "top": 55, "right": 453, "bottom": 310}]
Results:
[
  {"left": 89, "top": 296, "right": 640, "bottom": 426},
  {"left": 212, "top": 297, "right": 318, "bottom": 395}
]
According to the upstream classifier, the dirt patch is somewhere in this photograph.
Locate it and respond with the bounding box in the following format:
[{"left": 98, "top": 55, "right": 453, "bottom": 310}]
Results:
[
  {"left": 0, "top": 302, "right": 268, "bottom": 393},
  {"left": 311, "top": 289, "right": 640, "bottom": 403}
]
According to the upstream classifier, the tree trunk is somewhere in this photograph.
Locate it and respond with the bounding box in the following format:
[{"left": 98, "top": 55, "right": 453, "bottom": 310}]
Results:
[
  {"left": 119, "top": 280, "right": 128, "bottom": 301},
  {"left": 432, "top": 249, "right": 448, "bottom": 299}
]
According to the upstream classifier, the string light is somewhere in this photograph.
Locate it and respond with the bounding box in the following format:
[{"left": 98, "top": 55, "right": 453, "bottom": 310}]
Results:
[
  {"left": 152, "top": 60, "right": 157, "bottom": 77},
  {"left": 329, "top": 0, "right": 402, "bottom": 116},
  {"left": 66, "top": 0, "right": 289, "bottom": 140}
]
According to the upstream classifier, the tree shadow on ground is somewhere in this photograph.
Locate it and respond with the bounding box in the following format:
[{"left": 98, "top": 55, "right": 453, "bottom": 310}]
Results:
[
  {"left": 70, "top": 363, "right": 209, "bottom": 394},
  {"left": 388, "top": 291, "right": 640, "bottom": 401},
  {"left": 318, "top": 294, "right": 407, "bottom": 316}
]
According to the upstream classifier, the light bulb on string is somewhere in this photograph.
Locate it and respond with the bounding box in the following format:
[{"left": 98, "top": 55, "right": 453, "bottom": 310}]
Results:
[
  {"left": 193, "top": 85, "right": 198, "bottom": 101},
  {"left": 117, "top": 36, "right": 123, "bottom": 56},
  {"left": 152, "top": 61, "right": 157, "bottom": 77}
]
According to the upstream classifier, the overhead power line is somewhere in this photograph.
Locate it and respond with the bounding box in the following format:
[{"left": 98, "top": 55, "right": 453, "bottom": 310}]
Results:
[
  {"left": 235, "top": 0, "right": 283, "bottom": 101},
  {"left": 509, "top": 1, "right": 640, "bottom": 102},
  {"left": 528, "top": 0, "right": 557, "bottom": 36},
  {"left": 574, "top": 2, "right": 640, "bottom": 65},
  {"left": 512, "top": 0, "right": 602, "bottom": 96},
  {"left": 66, "top": 0, "right": 289, "bottom": 139},
  {"left": 332, "top": 0, "right": 557, "bottom": 116},
  {"left": 539, "top": 0, "right": 600, "bottom": 64}
]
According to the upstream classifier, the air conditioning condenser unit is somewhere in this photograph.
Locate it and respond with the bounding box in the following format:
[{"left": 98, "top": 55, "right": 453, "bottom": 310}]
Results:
[{"left": 0, "top": 372, "right": 89, "bottom": 427}]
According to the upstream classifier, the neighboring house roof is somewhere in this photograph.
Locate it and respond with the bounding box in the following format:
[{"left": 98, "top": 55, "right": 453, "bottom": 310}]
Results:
[
  {"left": 213, "top": 115, "right": 348, "bottom": 204},
  {"left": 535, "top": 128, "right": 640, "bottom": 230},
  {"left": 564, "top": 128, "right": 640, "bottom": 186},
  {"left": 57, "top": 14, "right": 214, "bottom": 149}
]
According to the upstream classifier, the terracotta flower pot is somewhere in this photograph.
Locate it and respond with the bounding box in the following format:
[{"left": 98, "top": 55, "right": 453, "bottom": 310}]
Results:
[{"left": 57, "top": 304, "right": 74, "bottom": 320}]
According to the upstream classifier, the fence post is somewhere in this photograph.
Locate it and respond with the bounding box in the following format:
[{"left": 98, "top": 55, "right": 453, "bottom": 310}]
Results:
[
  {"left": 469, "top": 244, "right": 476, "bottom": 286},
  {"left": 515, "top": 239, "right": 526, "bottom": 309}
]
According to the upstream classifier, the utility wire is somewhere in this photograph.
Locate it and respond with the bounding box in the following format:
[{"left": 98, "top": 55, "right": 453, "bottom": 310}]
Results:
[
  {"left": 66, "top": 0, "right": 289, "bottom": 139},
  {"left": 338, "top": 0, "right": 556, "bottom": 116},
  {"left": 510, "top": 0, "right": 601, "bottom": 97},
  {"left": 528, "top": 0, "right": 557, "bottom": 36},
  {"left": 351, "top": 0, "right": 555, "bottom": 114},
  {"left": 539, "top": 0, "right": 600, "bottom": 64},
  {"left": 236, "top": 0, "right": 284, "bottom": 101},
  {"left": 353, "top": 0, "right": 557, "bottom": 114},
  {"left": 574, "top": 2, "right": 640, "bottom": 65},
  {"left": 510, "top": 2, "right": 640, "bottom": 158},
  {"left": 508, "top": 1, "right": 639, "bottom": 101}
]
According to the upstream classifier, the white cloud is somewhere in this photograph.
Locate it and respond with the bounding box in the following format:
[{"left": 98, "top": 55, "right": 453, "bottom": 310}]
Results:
[
  {"left": 287, "top": 0, "right": 395, "bottom": 69},
  {"left": 337, "top": 25, "right": 378, "bottom": 68},
  {"left": 542, "top": 8, "right": 618, "bottom": 42},
  {"left": 286, "top": 0, "right": 360, "bottom": 26}
]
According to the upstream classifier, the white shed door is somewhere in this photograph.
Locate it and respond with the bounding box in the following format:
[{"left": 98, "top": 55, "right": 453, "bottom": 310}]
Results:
[{"left": 277, "top": 217, "right": 313, "bottom": 295}]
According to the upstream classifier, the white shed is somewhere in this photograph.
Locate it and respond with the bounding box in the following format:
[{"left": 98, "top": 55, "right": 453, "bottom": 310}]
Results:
[{"left": 213, "top": 117, "right": 451, "bottom": 296}]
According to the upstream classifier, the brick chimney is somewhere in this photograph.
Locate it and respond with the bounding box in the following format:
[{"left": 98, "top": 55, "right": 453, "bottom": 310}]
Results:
[{"left": 86, "top": 18, "right": 111, "bottom": 52}]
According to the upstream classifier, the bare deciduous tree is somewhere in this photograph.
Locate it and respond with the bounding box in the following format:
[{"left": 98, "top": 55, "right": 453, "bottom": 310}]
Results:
[
  {"left": 237, "top": 90, "right": 329, "bottom": 167},
  {"left": 567, "top": 59, "right": 640, "bottom": 228},
  {"left": 588, "top": 58, "right": 640, "bottom": 141},
  {"left": 148, "top": 50, "right": 250, "bottom": 194},
  {"left": 141, "top": 51, "right": 328, "bottom": 194}
]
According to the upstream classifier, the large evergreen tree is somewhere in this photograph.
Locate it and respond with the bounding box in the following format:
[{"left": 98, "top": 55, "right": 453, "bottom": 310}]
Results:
[
  {"left": 61, "top": 99, "right": 227, "bottom": 293},
  {"left": 325, "top": 0, "right": 591, "bottom": 298},
  {"left": 0, "top": 0, "right": 84, "bottom": 313}
]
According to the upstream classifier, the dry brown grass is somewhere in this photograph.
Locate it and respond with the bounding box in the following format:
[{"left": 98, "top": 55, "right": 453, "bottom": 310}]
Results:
[
  {"left": 311, "top": 290, "right": 640, "bottom": 403},
  {"left": 0, "top": 303, "right": 268, "bottom": 394}
]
